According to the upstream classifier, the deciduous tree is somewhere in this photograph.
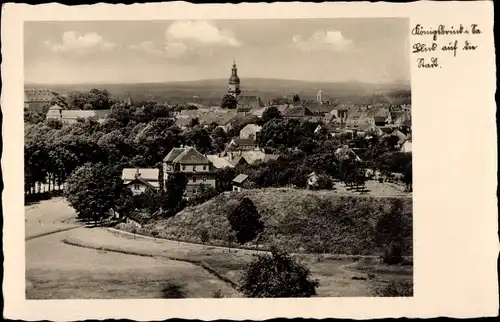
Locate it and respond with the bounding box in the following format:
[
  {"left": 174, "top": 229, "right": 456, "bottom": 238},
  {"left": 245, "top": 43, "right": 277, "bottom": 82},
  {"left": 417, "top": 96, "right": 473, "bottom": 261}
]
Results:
[{"left": 239, "top": 247, "right": 319, "bottom": 298}]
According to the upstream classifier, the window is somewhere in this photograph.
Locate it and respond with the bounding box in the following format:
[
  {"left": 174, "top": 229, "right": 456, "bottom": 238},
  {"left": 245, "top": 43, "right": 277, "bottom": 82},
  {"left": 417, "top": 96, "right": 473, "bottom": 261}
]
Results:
[
  {"left": 203, "top": 177, "right": 207, "bottom": 183},
  {"left": 203, "top": 165, "right": 207, "bottom": 170},
  {"left": 182, "top": 165, "right": 186, "bottom": 170},
  {"left": 193, "top": 188, "right": 197, "bottom": 194},
  {"left": 193, "top": 176, "right": 196, "bottom": 183},
  {"left": 134, "top": 184, "right": 140, "bottom": 190}
]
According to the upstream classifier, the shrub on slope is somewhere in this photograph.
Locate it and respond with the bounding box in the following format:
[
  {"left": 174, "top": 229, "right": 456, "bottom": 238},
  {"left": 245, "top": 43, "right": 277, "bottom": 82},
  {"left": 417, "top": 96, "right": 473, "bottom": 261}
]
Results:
[{"left": 140, "top": 188, "right": 412, "bottom": 255}]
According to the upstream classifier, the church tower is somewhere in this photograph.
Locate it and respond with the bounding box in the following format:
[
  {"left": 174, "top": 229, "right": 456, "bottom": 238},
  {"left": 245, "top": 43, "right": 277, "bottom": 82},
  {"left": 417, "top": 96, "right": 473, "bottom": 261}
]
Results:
[
  {"left": 316, "top": 89, "right": 324, "bottom": 105},
  {"left": 228, "top": 60, "right": 241, "bottom": 97}
]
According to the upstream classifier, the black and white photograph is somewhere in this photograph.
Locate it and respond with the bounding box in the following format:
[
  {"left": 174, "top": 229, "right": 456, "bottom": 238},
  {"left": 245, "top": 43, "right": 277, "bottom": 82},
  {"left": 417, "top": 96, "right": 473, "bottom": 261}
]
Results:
[
  {"left": 3, "top": 1, "right": 499, "bottom": 320},
  {"left": 23, "top": 17, "right": 414, "bottom": 300}
]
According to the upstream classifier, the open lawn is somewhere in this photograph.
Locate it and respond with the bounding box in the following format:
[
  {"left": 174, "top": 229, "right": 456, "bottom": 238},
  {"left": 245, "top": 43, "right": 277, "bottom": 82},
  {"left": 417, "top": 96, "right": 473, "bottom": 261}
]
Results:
[
  {"left": 25, "top": 197, "right": 80, "bottom": 239},
  {"left": 67, "top": 227, "right": 412, "bottom": 297},
  {"left": 25, "top": 198, "right": 238, "bottom": 299}
]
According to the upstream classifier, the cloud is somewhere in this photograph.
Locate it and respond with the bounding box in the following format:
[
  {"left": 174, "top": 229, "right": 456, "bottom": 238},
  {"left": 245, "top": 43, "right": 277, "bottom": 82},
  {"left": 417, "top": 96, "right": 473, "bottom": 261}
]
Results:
[
  {"left": 46, "top": 31, "right": 116, "bottom": 54},
  {"left": 129, "top": 40, "right": 188, "bottom": 58},
  {"left": 129, "top": 20, "right": 239, "bottom": 59},
  {"left": 165, "top": 20, "right": 242, "bottom": 47},
  {"left": 292, "top": 30, "right": 353, "bottom": 52}
]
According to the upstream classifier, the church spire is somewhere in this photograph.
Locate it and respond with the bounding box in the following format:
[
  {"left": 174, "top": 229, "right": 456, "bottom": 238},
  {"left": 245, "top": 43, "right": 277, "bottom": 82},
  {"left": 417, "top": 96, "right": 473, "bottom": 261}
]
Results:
[{"left": 228, "top": 60, "right": 241, "bottom": 97}]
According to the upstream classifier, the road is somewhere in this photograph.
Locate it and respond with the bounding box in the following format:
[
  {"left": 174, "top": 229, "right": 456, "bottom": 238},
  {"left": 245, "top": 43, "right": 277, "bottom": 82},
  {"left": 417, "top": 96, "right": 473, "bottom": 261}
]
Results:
[{"left": 25, "top": 198, "right": 238, "bottom": 299}]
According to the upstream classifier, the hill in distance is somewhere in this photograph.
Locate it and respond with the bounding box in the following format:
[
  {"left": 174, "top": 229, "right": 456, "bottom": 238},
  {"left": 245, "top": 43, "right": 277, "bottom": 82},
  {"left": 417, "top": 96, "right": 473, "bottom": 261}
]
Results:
[{"left": 26, "top": 78, "right": 411, "bottom": 105}]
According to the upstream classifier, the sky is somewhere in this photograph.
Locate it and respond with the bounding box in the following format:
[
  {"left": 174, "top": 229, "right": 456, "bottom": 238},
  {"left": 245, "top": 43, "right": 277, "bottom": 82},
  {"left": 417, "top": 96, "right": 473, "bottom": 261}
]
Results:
[{"left": 24, "top": 18, "right": 410, "bottom": 84}]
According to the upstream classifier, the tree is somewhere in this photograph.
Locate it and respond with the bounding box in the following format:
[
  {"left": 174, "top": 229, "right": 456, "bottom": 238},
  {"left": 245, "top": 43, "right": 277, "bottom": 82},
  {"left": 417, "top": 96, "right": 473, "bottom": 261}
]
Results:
[
  {"left": 64, "top": 163, "right": 125, "bottom": 225},
  {"left": 292, "top": 94, "right": 301, "bottom": 104},
  {"left": 88, "top": 88, "right": 115, "bottom": 110},
  {"left": 403, "top": 161, "right": 412, "bottom": 192},
  {"left": 375, "top": 200, "right": 410, "bottom": 264},
  {"left": 45, "top": 118, "right": 63, "bottom": 130},
  {"left": 212, "top": 127, "right": 228, "bottom": 153},
  {"left": 164, "top": 173, "right": 188, "bottom": 213},
  {"left": 189, "top": 117, "right": 200, "bottom": 127},
  {"left": 316, "top": 174, "right": 334, "bottom": 190},
  {"left": 184, "top": 125, "right": 213, "bottom": 154},
  {"left": 189, "top": 184, "right": 218, "bottom": 206},
  {"left": 215, "top": 167, "right": 237, "bottom": 192},
  {"left": 227, "top": 197, "right": 264, "bottom": 244},
  {"left": 200, "top": 228, "right": 210, "bottom": 248},
  {"left": 261, "top": 106, "right": 283, "bottom": 124},
  {"left": 239, "top": 247, "right": 319, "bottom": 298},
  {"left": 220, "top": 94, "right": 238, "bottom": 109}
]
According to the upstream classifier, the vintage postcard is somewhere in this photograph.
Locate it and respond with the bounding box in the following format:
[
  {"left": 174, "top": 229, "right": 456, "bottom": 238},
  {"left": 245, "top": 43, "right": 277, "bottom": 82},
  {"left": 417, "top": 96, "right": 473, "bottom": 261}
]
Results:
[{"left": 1, "top": 1, "right": 497, "bottom": 321}]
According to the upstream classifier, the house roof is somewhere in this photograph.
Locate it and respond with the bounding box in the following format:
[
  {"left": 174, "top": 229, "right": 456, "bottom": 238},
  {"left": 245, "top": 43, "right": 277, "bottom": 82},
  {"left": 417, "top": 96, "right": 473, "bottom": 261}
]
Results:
[
  {"left": 373, "top": 116, "right": 387, "bottom": 123},
  {"left": 277, "top": 105, "right": 291, "bottom": 114},
  {"left": 206, "top": 155, "right": 235, "bottom": 169},
  {"left": 263, "top": 154, "right": 280, "bottom": 162},
  {"left": 199, "top": 111, "right": 237, "bottom": 126},
  {"left": 122, "top": 168, "right": 159, "bottom": 182},
  {"left": 370, "top": 107, "right": 391, "bottom": 118},
  {"left": 240, "top": 150, "right": 267, "bottom": 164},
  {"left": 322, "top": 123, "right": 342, "bottom": 133},
  {"left": 379, "top": 126, "right": 394, "bottom": 134},
  {"left": 391, "top": 129, "right": 407, "bottom": 144},
  {"left": 335, "top": 145, "right": 362, "bottom": 162},
  {"left": 124, "top": 177, "right": 160, "bottom": 189},
  {"left": 323, "top": 113, "right": 338, "bottom": 123},
  {"left": 232, "top": 174, "right": 249, "bottom": 184},
  {"left": 251, "top": 108, "right": 266, "bottom": 117},
  {"left": 283, "top": 106, "right": 315, "bottom": 117},
  {"left": 390, "top": 110, "right": 405, "bottom": 120},
  {"left": 24, "top": 88, "right": 56, "bottom": 102},
  {"left": 240, "top": 124, "right": 262, "bottom": 135},
  {"left": 230, "top": 155, "right": 247, "bottom": 166},
  {"left": 49, "top": 104, "right": 63, "bottom": 110},
  {"left": 306, "top": 103, "right": 334, "bottom": 115},
  {"left": 172, "top": 147, "right": 210, "bottom": 165},
  {"left": 231, "top": 138, "right": 255, "bottom": 146},
  {"left": 61, "top": 109, "right": 110, "bottom": 119},
  {"left": 237, "top": 96, "right": 265, "bottom": 109},
  {"left": 163, "top": 147, "right": 186, "bottom": 162},
  {"left": 393, "top": 110, "right": 411, "bottom": 126},
  {"left": 175, "top": 117, "right": 193, "bottom": 127}
]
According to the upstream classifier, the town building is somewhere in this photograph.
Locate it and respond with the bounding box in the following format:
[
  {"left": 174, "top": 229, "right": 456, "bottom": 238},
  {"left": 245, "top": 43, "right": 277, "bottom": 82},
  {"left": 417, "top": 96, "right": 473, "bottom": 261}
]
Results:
[
  {"left": 198, "top": 110, "right": 237, "bottom": 132},
  {"left": 24, "top": 88, "right": 56, "bottom": 112},
  {"left": 226, "top": 138, "right": 257, "bottom": 152},
  {"left": 240, "top": 123, "right": 262, "bottom": 139},
  {"left": 282, "top": 105, "right": 322, "bottom": 122},
  {"left": 232, "top": 174, "right": 254, "bottom": 192},
  {"left": 46, "top": 104, "right": 110, "bottom": 124},
  {"left": 163, "top": 146, "right": 216, "bottom": 198},
  {"left": 122, "top": 168, "right": 160, "bottom": 195},
  {"left": 207, "top": 148, "right": 280, "bottom": 169}
]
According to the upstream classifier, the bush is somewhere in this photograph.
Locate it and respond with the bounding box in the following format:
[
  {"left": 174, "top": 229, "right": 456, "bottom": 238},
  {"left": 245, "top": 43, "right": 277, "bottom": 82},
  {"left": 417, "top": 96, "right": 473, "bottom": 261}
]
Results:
[
  {"left": 227, "top": 197, "right": 264, "bottom": 244},
  {"left": 212, "top": 289, "right": 224, "bottom": 298},
  {"left": 382, "top": 241, "right": 403, "bottom": 265},
  {"left": 200, "top": 228, "right": 210, "bottom": 245},
  {"left": 374, "top": 281, "right": 413, "bottom": 297},
  {"left": 239, "top": 247, "right": 319, "bottom": 298}
]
